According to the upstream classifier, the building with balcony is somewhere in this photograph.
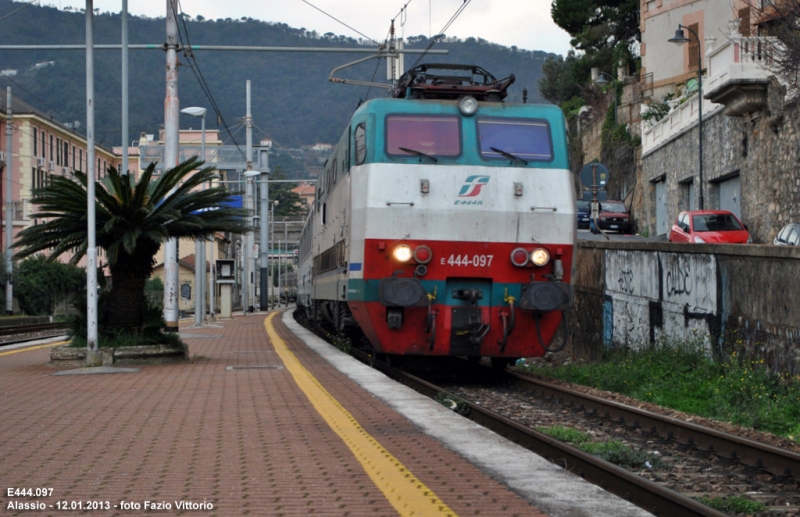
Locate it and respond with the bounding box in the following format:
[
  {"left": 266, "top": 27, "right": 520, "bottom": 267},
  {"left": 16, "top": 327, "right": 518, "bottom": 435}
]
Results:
[
  {"left": 638, "top": 0, "right": 799, "bottom": 242},
  {"left": 0, "top": 94, "right": 119, "bottom": 268}
]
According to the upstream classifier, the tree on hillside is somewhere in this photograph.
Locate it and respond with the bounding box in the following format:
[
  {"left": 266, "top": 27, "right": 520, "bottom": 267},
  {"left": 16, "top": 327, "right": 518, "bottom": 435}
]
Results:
[
  {"left": 13, "top": 158, "right": 250, "bottom": 334},
  {"left": 551, "top": 0, "right": 640, "bottom": 55},
  {"left": 539, "top": 50, "right": 592, "bottom": 105},
  {"left": 269, "top": 167, "right": 308, "bottom": 219}
]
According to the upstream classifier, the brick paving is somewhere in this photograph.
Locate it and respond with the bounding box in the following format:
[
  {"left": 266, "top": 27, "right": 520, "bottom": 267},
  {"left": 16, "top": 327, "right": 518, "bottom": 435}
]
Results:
[{"left": 0, "top": 313, "right": 546, "bottom": 516}]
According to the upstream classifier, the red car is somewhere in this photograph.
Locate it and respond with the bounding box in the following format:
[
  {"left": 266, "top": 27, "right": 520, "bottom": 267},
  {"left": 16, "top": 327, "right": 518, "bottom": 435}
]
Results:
[{"left": 668, "top": 210, "right": 751, "bottom": 244}]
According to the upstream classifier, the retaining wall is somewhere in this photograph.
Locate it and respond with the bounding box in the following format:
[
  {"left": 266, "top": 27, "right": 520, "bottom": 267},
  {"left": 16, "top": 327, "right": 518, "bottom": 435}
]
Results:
[{"left": 569, "top": 240, "right": 800, "bottom": 374}]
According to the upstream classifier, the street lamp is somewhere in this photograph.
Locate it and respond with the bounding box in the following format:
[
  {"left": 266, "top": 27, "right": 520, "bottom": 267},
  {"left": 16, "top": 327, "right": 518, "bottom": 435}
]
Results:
[
  {"left": 181, "top": 106, "right": 207, "bottom": 326},
  {"left": 593, "top": 70, "right": 617, "bottom": 125},
  {"left": 669, "top": 24, "right": 704, "bottom": 210}
]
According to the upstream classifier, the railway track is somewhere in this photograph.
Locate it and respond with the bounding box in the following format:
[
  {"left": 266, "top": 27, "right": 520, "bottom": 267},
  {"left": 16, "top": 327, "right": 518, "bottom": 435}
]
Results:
[
  {"left": 298, "top": 313, "right": 799, "bottom": 515},
  {"left": 0, "top": 322, "right": 69, "bottom": 346}
]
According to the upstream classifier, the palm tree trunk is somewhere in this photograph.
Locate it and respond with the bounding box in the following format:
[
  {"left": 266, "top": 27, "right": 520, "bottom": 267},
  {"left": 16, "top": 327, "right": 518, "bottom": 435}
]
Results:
[{"left": 106, "top": 251, "right": 154, "bottom": 333}]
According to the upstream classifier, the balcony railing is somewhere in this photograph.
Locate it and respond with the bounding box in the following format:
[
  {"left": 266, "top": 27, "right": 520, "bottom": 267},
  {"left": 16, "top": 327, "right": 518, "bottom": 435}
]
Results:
[{"left": 642, "top": 31, "right": 783, "bottom": 155}]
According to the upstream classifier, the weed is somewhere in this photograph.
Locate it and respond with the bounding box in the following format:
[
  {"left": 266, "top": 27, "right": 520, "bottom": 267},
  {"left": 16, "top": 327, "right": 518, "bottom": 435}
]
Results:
[
  {"left": 696, "top": 495, "right": 766, "bottom": 514},
  {"left": 519, "top": 338, "right": 800, "bottom": 441},
  {"left": 536, "top": 426, "right": 591, "bottom": 444},
  {"left": 434, "top": 392, "right": 471, "bottom": 416},
  {"left": 328, "top": 334, "right": 351, "bottom": 354},
  {"left": 538, "top": 427, "right": 667, "bottom": 470},
  {"left": 578, "top": 440, "right": 668, "bottom": 470}
]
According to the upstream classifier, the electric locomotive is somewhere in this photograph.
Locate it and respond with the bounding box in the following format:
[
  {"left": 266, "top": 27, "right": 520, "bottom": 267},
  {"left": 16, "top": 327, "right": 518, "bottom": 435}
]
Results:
[{"left": 297, "top": 64, "right": 575, "bottom": 365}]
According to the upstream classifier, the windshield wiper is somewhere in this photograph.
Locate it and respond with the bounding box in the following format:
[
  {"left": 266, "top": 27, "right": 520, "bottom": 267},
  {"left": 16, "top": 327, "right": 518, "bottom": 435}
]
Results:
[
  {"left": 490, "top": 146, "right": 528, "bottom": 165},
  {"left": 398, "top": 146, "right": 438, "bottom": 163}
]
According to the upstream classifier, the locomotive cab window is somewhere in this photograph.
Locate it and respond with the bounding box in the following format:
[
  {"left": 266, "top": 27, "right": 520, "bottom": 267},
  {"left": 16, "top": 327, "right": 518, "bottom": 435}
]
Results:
[
  {"left": 385, "top": 115, "right": 461, "bottom": 158},
  {"left": 476, "top": 118, "right": 553, "bottom": 162},
  {"left": 354, "top": 123, "right": 367, "bottom": 165}
]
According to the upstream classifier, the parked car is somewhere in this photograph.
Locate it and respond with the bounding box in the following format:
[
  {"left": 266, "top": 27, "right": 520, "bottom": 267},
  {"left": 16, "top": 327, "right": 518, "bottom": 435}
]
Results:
[
  {"left": 773, "top": 223, "right": 800, "bottom": 246},
  {"left": 576, "top": 200, "right": 590, "bottom": 229},
  {"left": 668, "top": 210, "right": 751, "bottom": 244},
  {"left": 596, "top": 200, "right": 632, "bottom": 233}
]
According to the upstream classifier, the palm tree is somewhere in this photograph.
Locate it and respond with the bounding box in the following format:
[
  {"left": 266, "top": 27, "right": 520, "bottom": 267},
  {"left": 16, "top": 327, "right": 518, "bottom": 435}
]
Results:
[{"left": 14, "top": 158, "right": 249, "bottom": 334}]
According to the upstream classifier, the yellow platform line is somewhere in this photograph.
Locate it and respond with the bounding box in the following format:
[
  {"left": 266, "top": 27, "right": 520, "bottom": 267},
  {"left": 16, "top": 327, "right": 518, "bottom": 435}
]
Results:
[
  {"left": 264, "top": 313, "right": 456, "bottom": 516},
  {"left": 0, "top": 341, "right": 65, "bottom": 357}
]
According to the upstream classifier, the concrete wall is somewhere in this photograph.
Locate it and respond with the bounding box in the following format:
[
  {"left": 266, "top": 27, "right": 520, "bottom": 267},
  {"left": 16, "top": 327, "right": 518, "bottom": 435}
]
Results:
[{"left": 569, "top": 240, "right": 800, "bottom": 374}]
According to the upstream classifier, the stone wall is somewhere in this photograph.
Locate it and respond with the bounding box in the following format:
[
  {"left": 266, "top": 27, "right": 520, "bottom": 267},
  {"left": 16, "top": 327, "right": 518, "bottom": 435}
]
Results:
[
  {"left": 569, "top": 239, "right": 800, "bottom": 374},
  {"left": 640, "top": 78, "right": 800, "bottom": 243}
]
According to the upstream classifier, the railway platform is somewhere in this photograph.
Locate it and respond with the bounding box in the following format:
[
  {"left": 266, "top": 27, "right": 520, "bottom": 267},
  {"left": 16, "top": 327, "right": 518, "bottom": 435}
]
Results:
[{"left": 0, "top": 310, "right": 651, "bottom": 517}]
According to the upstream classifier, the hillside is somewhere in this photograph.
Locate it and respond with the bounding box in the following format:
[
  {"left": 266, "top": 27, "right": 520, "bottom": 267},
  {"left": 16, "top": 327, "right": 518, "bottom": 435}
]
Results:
[{"left": 0, "top": 0, "right": 556, "bottom": 152}]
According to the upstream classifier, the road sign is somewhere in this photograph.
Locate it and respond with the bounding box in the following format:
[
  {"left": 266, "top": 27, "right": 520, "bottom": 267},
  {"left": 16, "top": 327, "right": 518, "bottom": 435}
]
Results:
[{"left": 579, "top": 162, "right": 609, "bottom": 190}]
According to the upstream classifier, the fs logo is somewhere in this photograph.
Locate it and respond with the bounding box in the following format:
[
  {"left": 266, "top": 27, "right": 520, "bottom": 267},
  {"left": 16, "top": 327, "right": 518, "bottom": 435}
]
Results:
[{"left": 457, "top": 175, "right": 490, "bottom": 197}]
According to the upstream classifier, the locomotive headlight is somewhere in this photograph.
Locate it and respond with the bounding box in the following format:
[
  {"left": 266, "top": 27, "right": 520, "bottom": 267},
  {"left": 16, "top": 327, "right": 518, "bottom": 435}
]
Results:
[
  {"left": 510, "top": 248, "right": 529, "bottom": 267},
  {"left": 531, "top": 248, "right": 550, "bottom": 267},
  {"left": 392, "top": 244, "right": 413, "bottom": 262},
  {"left": 458, "top": 96, "right": 478, "bottom": 116},
  {"left": 413, "top": 245, "right": 432, "bottom": 264}
]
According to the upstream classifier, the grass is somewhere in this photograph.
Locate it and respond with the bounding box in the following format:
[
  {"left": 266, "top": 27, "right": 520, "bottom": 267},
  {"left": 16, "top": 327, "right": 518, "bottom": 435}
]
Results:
[
  {"left": 697, "top": 495, "right": 767, "bottom": 514},
  {"left": 537, "top": 426, "right": 668, "bottom": 470},
  {"left": 519, "top": 340, "right": 800, "bottom": 442}
]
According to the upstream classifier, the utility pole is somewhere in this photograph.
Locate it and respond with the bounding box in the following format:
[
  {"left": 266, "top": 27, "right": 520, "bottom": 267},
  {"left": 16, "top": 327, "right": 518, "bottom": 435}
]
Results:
[
  {"left": 243, "top": 80, "right": 254, "bottom": 315},
  {"left": 85, "top": 0, "right": 99, "bottom": 363},
  {"left": 163, "top": 0, "right": 180, "bottom": 332},
  {"left": 121, "top": 0, "right": 129, "bottom": 175},
  {"left": 258, "top": 148, "right": 270, "bottom": 311},
  {"left": 5, "top": 87, "right": 13, "bottom": 315}
]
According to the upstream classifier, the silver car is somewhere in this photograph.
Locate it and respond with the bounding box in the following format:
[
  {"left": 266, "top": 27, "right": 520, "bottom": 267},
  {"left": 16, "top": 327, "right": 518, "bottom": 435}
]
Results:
[{"left": 773, "top": 223, "right": 800, "bottom": 246}]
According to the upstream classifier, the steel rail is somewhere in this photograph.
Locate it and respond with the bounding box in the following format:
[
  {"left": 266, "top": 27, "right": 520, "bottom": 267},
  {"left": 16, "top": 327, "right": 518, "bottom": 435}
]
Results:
[
  {"left": 361, "top": 353, "right": 729, "bottom": 517},
  {"left": 0, "top": 322, "right": 68, "bottom": 337},
  {"left": 508, "top": 371, "right": 800, "bottom": 480}
]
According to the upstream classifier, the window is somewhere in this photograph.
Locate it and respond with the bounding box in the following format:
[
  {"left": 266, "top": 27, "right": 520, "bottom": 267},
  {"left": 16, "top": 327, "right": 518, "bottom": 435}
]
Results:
[
  {"left": 739, "top": 8, "right": 751, "bottom": 37},
  {"left": 64, "top": 141, "right": 69, "bottom": 167},
  {"left": 49, "top": 135, "right": 54, "bottom": 161},
  {"left": 687, "top": 23, "right": 700, "bottom": 70},
  {"left": 57, "top": 138, "right": 62, "bottom": 165},
  {"left": 79, "top": 149, "right": 83, "bottom": 170},
  {"left": 385, "top": 115, "right": 460, "bottom": 157},
  {"left": 354, "top": 123, "right": 367, "bottom": 164},
  {"left": 33, "top": 128, "right": 37, "bottom": 156},
  {"left": 692, "top": 214, "right": 743, "bottom": 232},
  {"left": 477, "top": 117, "right": 553, "bottom": 162}
]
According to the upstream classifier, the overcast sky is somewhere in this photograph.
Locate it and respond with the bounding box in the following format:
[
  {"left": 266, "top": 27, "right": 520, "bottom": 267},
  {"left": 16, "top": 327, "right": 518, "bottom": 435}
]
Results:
[{"left": 51, "top": 0, "right": 572, "bottom": 56}]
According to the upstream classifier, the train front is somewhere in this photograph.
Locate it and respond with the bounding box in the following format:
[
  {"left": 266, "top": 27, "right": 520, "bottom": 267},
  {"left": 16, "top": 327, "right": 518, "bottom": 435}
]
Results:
[{"left": 346, "top": 95, "right": 575, "bottom": 362}]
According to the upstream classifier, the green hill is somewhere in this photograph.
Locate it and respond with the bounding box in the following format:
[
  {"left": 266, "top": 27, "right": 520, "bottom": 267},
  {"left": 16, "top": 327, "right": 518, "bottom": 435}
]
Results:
[{"left": 0, "top": 0, "right": 556, "bottom": 151}]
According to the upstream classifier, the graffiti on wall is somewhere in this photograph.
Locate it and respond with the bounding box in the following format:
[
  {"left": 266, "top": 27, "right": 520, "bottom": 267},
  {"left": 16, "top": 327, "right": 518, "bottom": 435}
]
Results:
[{"left": 604, "top": 250, "right": 717, "bottom": 349}]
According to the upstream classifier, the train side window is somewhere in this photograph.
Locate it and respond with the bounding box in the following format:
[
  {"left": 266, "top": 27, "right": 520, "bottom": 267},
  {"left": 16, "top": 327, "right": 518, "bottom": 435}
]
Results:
[
  {"left": 476, "top": 117, "right": 553, "bottom": 162},
  {"left": 321, "top": 203, "right": 327, "bottom": 225},
  {"left": 355, "top": 123, "right": 367, "bottom": 165},
  {"left": 332, "top": 160, "right": 338, "bottom": 185}
]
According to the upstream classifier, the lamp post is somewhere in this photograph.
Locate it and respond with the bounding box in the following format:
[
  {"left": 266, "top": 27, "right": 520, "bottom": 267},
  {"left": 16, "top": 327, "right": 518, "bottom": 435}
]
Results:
[
  {"left": 669, "top": 24, "right": 704, "bottom": 210},
  {"left": 270, "top": 200, "right": 278, "bottom": 308},
  {"left": 181, "top": 106, "right": 207, "bottom": 327},
  {"left": 593, "top": 70, "right": 617, "bottom": 125}
]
